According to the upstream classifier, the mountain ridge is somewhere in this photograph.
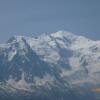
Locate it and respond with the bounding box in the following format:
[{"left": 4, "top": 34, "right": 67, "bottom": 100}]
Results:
[{"left": 0, "top": 31, "right": 100, "bottom": 100}]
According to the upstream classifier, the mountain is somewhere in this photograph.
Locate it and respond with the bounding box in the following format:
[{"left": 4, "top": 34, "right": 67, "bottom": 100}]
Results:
[{"left": 0, "top": 31, "right": 100, "bottom": 100}]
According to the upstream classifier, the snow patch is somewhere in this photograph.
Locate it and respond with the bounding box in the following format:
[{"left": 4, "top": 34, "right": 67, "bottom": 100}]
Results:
[{"left": 7, "top": 72, "right": 31, "bottom": 90}]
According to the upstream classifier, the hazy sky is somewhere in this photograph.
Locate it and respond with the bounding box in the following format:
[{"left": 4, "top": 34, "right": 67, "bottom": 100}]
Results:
[{"left": 0, "top": 0, "right": 100, "bottom": 43}]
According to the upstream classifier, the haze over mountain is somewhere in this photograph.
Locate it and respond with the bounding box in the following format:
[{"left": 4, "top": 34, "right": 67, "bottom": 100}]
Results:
[
  {"left": 0, "top": 31, "right": 100, "bottom": 100},
  {"left": 0, "top": 0, "right": 100, "bottom": 43}
]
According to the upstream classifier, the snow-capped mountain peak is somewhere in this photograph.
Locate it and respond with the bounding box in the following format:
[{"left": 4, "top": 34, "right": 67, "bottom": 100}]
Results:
[
  {"left": 51, "top": 31, "right": 74, "bottom": 38},
  {"left": 0, "top": 31, "right": 100, "bottom": 100}
]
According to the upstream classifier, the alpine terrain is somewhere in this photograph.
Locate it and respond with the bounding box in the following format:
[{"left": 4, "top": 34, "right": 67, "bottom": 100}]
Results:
[{"left": 0, "top": 31, "right": 100, "bottom": 100}]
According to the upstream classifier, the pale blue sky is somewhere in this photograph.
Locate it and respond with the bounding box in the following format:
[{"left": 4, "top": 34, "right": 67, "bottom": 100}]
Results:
[{"left": 0, "top": 0, "right": 100, "bottom": 42}]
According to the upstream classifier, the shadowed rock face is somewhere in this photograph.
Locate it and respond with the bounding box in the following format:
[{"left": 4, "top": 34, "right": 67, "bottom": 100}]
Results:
[
  {"left": 0, "top": 31, "right": 100, "bottom": 100},
  {"left": 0, "top": 37, "right": 56, "bottom": 82}
]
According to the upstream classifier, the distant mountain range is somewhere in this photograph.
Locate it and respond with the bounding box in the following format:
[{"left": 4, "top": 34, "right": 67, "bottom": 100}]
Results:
[{"left": 0, "top": 31, "right": 100, "bottom": 100}]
